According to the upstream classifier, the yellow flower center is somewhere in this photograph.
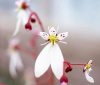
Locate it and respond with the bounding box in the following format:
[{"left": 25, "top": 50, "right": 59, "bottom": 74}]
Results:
[
  {"left": 49, "top": 35, "right": 58, "bottom": 45},
  {"left": 85, "top": 64, "right": 91, "bottom": 70}
]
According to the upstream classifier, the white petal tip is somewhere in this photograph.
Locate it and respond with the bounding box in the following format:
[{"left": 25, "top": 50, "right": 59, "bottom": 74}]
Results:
[
  {"left": 85, "top": 71, "right": 94, "bottom": 83},
  {"left": 60, "top": 82, "right": 67, "bottom": 85},
  {"left": 34, "top": 72, "right": 41, "bottom": 78},
  {"left": 87, "top": 77, "right": 94, "bottom": 83}
]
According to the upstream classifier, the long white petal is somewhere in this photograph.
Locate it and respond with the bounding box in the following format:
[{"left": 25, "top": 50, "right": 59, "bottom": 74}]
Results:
[
  {"left": 85, "top": 70, "right": 94, "bottom": 83},
  {"left": 18, "top": 10, "right": 28, "bottom": 25},
  {"left": 51, "top": 43, "right": 64, "bottom": 79},
  {"left": 34, "top": 43, "right": 51, "bottom": 78},
  {"left": 16, "top": 54, "right": 24, "bottom": 71},
  {"left": 9, "top": 51, "right": 20, "bottom": 78},
  {"left": 13, "top": 10, "right": 28, "bottom": 36},
  {"left": 9, "top": 58, "right": 17, "bottom": 78},
  {"left": 13, "top": 18, "right": 22, "bottom": 36}
]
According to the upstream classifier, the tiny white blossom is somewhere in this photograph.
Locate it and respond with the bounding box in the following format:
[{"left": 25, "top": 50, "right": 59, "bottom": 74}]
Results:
[
  {"left": 83, "top": 60, "right": 94, "bottom": 83},
  {"left": 8, "top": 38, "right": 24, "bottom": 78}
]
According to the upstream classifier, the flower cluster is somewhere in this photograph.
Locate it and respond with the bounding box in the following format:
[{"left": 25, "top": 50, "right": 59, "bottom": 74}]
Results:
[
  {"left": 7, "top": 0, "right": 95, "bottom": 85},
  {"left": 13, "top": 0, "right": 44, "bottom": 36}
]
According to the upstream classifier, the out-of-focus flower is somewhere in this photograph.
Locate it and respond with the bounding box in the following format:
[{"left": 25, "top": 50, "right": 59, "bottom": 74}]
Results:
[
  {"left": 83, "top": 60, "right": 94, "bottom": 83},
  {"left": 34, "top": 26, "right": 68, "bottom": 79},
  {"left": 8, "top": 38, "right": 24, "bottom": 78},
  {"left": 13, "top": 0, "right": 30, "bottom": 36},
  {"left": 13, "top": 0, "right": 44, "bottom": 36}
]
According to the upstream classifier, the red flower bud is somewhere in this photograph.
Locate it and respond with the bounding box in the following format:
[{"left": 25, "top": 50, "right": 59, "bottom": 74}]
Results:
[
  {"left": 60, "top": 75, "right": 68, "bottom": 84},
  {"left": 64, "top": 61, "right": 72, "bottom": 73},
  {"left": 25, "top": 23, "right": 32, "bottom": 30},
  {"left": 31, "top": 18, "right": 36, "bottom": 23},
  {"left": 65, "top": 67, "right": 72, "bottom": 73}
]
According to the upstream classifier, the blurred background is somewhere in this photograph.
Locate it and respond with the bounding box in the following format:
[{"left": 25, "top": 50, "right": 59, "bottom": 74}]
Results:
[{"left": 0, "top": 0, "right": 100, "bottom": 85}]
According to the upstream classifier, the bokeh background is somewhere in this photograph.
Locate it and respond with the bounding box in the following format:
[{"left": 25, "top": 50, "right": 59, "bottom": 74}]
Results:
[{"left": 0, "top": 0, "right": 100, "bottom": 85}]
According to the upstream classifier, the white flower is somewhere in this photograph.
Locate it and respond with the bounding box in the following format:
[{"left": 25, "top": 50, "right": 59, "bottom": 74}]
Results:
[
  {"left": 83, "top": 60, "right": 94, "bottom": 83},
  {"left": 8, "top": 38, "right": 24, "bottom": 78},
  {"left": 34, "top": 27, "right": 68, "bottom": 79},
  {"left": 13, "top": 0, "right": 29, "bottom": 36}
]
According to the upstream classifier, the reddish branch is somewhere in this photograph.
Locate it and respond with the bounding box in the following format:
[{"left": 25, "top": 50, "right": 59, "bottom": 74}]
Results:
[{"left": 25, "top": 7, "right": 45, "bottom": 32}]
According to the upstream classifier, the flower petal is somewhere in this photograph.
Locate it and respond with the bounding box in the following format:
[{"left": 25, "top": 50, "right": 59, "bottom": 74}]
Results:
[
  {"left": 9, "top": 51, "right": 23, "bottom": 78},
  {"left": 88, "top": 60, "right": 93, "bottom": 64},
  {"left": 49, "top": 27, "right": 57, "bottom": 36},
  {"left": 57, "top": 32, "right": 68, "bottom": 41},
  {"left": 34, "top": 43, "right": 51, "bottom": 78},
  {"left": 15, "top": 0, "right": 24, "bottom": 6},
  {"left": 50, "top": 43, "right": 64, "bottom": 79},
  {"left": 39, "top": 32, "right": 49, "bottom": 40},
  {"left": 85, "top": 69, "right": 94, "bottom": 83},
  {"left": 18, "top": 10, "right": 28, "bottom": 25},
  {"left": 13, "top": 18, "right": 22, "bottom": 36}
]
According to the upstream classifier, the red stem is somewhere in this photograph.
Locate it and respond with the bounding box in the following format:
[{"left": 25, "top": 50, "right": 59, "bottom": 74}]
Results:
[
  {"left": 64, "top": 61, "right": 86, "bottom": 66},
  {"left": 71, "top": 64, "right": 85, "bottom": 66},
  {"left": 28, "top": 7, "right": 45, "bottom": 32}
]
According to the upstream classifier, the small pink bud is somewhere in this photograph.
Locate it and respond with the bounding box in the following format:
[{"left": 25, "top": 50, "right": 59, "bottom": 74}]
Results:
[
  {"left": 65, "top": 66, "right": 72, "bottom": 73},
  {"left": 25, "top": 23, "right": 32, "bottom": 30},
  {"left": 60, "top": 75, "right": 68, "bottom": 85},
  {"left": 31, "top": 18, "right": 36, "bottom": 23},
  {"left": 64, "top": 61, "right": 72, "bottom": 73}
]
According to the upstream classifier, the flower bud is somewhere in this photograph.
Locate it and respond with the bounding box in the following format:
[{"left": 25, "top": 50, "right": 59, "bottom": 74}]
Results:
[
  {"left": 60, "top": 75, "right": 68, "bottom": 85},
  {"left": 25, "top": 23, "right": 32, "bottom": 30}
]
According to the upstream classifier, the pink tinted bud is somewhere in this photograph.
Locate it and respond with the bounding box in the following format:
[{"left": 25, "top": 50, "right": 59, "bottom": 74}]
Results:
[
  {"left": 60, "top": 75, "right": 68, "bottom": 84},
  {"left": 65, "top": 66, "right": 72, "bottom": 73},
  {"left": 64, "top": 61, "right": 72, "bottom": 73},
  {"left": 30, "top": 18, "right": 36, "bottom": 23},
  {"left": 25, "top": 23, "right": 32, "bottom": 30}
]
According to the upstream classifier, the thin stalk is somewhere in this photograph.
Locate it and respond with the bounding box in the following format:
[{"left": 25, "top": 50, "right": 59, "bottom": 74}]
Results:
[{"left": 28, "top": 7, "right": 45, "bottom": 32}]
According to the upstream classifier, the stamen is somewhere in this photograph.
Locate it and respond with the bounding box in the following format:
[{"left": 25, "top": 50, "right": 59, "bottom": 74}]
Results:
[
  {"left": 41, "top": 41, "right": 49, "bottom": 46},
  {"left": 59, "top": 41, "right": 67, "bottom": 45},
  {"left": 49, "top": 35, "right": 58, "bottom": 45}
]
